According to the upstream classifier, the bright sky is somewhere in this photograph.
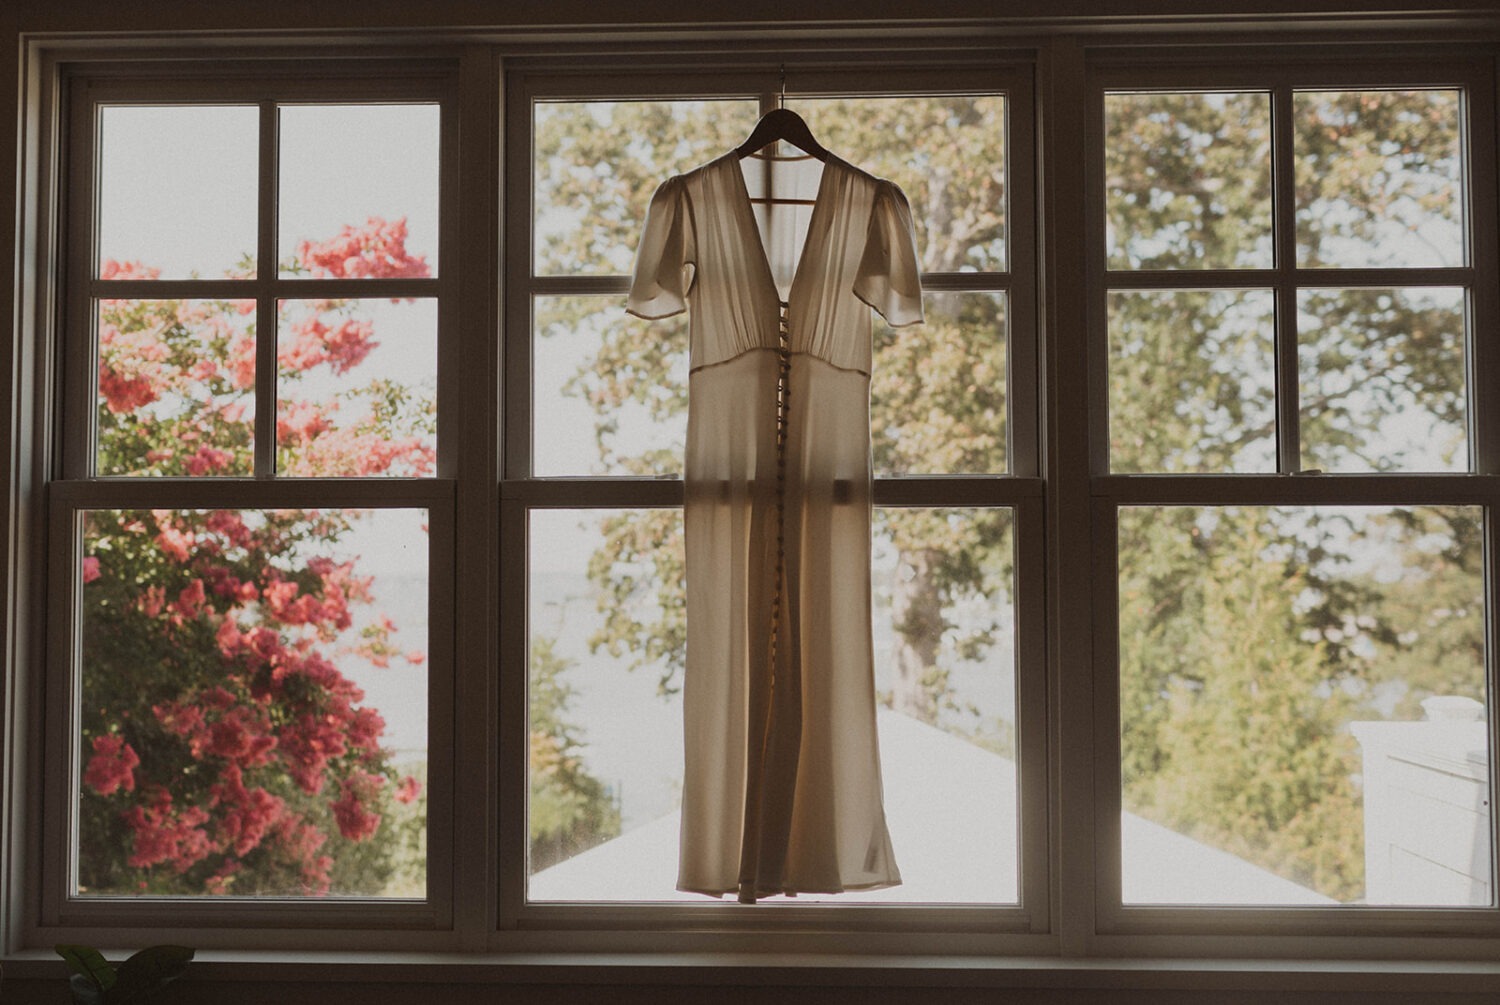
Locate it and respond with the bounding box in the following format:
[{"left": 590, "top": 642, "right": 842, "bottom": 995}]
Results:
[{"left": 99, "top": 103, "right": 440, "bottom": 754}]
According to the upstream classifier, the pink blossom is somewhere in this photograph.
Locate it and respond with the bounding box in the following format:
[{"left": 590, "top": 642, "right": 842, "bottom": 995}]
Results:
[
  {"left": 82, "top": 556, "right": 101, "bottom": 584},
  {"left": 122, "top": 788, "right": 212, "bottom": 872},
  {"left": 99, "top": 259, "right": 161, "bottom": 281},
  {"left": 209, "top": 764, "right": 285, "bottom": 856},
  {"left": 98, "top": 364, "right": 159, "bottom": 413},
  {"left": 169, "top": 578, "right": 206, "bottom": 621},
  {"left": 155, "top": 525, "right": 195, "bottom": 564},
  {"left": 295, "top": 216, "right": 431, "bottom": 284},
  {"left": 83, "top": 735, "right": 139, "bottom": 796},
  {"left": 216, "top": 615, "right": 244, "bottom": 656},
  {"left": 330, "top": 770, "right": 385, "bottom": 842},
  {"left": 227, "top": 336, "right": 256, "bottom": 390},
  {"left": 183, "top": 446, "right": 232, "bottom": 476},
  {"left": 393, "top": 775, "right": 422, "bottom": 804},
  {"left": 138, "top": 585, "right": 166, "bottom": 618}
]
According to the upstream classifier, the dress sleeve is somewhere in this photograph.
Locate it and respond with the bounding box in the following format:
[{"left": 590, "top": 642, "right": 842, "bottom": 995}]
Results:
[
  {"left": 853, "top": 180, "right": 924, "bottom": 328},
  {"left": 626, "top": 175, "right": 694, "bottom": 320}
]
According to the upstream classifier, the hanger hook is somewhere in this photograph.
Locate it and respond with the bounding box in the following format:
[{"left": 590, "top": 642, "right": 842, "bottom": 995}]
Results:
[{"left": 778, "top": 63, "right": 786, "bottom": 109}]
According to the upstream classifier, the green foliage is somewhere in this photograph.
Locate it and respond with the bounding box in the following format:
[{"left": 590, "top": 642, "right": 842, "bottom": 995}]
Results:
[
  {"left": 58, "top": 945, "right": 194, "bottom": 1005},
  {"left": 532, "top": 86, "right": 1483, "bottom": 903},
  {"left": 529, "top": 637, "right": 622, "bottom": 872},
  {"left": 535, "top": 96, "right": 1016, "bottom": 721}
]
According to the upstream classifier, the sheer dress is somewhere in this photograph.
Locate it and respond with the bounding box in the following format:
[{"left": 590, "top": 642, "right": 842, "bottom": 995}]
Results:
[{"left": 627, "top": 150, "right": 922, "bottom": 901}]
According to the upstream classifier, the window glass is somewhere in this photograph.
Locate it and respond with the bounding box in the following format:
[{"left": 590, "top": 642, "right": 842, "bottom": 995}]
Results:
[
  {"left": 278, "top": 104, "right": 440, "bottom": 278},
  {"left": 95, "top": 298, "right": 257, "bottom": 477},
  {"left": 277, "top": 298, "right": 437, "bottom": 477},
  {"left": 796, "top": 95, "right": 1007, "bottom": 272},
  {"left": 77, "top": 508, "right": 429, "bottom": 898},
  {"left": 873, "top": 292, "right": 1007, "bottom": 476},
  {"left": 97, "top": 105, "right": 259, "bottom": 280},
  {"left": 1108, "top": 289, "right": 1276, "bottom": 473},
  {"left": 532, "top": 295, "right": 689, "bottom": 477},
  {"left": 531, "top": 99, "right": 759, "bottom": 276},
  {"left": 1105, "top": 92, "right": 1273, "bottom": 270},
  {"left": 1299, "top": 287, "right": 1468, "bottom": 472},
  {"left": 1295, "top": 89, "right": 1465, "bottom": 269},
  {"left": 1118, "top": 505, "right": 1490, "bottom": 906},
  {"left": 526, "top": 507, "right": 1017, "bottom": 904}
]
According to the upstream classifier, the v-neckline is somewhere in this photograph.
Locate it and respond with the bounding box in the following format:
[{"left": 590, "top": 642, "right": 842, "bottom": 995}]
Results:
[{"left": 727, "top": 151, "right": 837, "bottom": 304}]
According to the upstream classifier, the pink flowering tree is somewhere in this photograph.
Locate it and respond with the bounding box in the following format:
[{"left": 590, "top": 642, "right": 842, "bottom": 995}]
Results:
[{"left": 78, "top": 219, "right": 433, "bottom": 896}]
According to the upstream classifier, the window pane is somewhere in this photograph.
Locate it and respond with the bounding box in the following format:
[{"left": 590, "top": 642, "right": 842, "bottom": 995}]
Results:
[
  {"left": 526, "top": 508, "right": 680, "bottom": 898},
  {"left": 532, "top": 99, "right": 759, "bottom": 276},
  {"left": 77, "top": 508, "right": 429, "bottom": 898},
  {"left": 277, "top": 298, "right": 436, "bottom": 478},
  {"left": 96, "top": 298, "right": 256, "bottom": 477},
  {"left": 1108, "top": 289, "right": 1276, "bottom": 473},
  {"left": 533, "top": 295, "right": 688, "bottom": 477},
  {"left": 1119, "top": 505, "right": 1491, "bottom": 906},
  {"left": 1105, "top": 92, "right": 1273, "bottom": 270},
  {"left": 279, "top": 104, "right": 439, "bottom": 278},
  {"left": 526, "top": 507, "right": 1017, "bottom": 904},
  {"left": 874, "top": 292, "right": 1006, "bottom": 476},
  {"left": 796, "top": 95, "right": 1007, "bottom": 272},
  {"left": 98, "top": 105, "right": 259, "bottom": 280},
  {"left": 1296, "top": 90, "right": 1465, "bottom": 269},
  {"left": 1299, "top": 287, "right": 1468, "bottom": 473}
]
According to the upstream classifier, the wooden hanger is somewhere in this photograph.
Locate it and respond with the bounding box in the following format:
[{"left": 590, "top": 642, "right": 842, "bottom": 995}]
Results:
[
  {"left": 734, "top": 65, "right": 830, "bottom": 163},
  {"left": 734, "top": 108, "right": 830, "bottom": 163}
]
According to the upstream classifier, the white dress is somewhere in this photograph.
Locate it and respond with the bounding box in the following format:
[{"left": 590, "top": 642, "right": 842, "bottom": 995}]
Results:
[{"left": 627, "top": 150, "right": 923, "bottom": 901}]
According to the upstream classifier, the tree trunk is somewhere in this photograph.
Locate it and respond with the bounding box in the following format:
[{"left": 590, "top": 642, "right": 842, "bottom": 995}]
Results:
[{"left": 890, "top": 548, "right": 945, "bottom": 724}]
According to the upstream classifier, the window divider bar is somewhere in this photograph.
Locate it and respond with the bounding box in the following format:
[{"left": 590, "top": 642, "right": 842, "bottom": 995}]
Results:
[
  {"left": 501, "top": 476, "right": 1042, "bottom": 507},
  {"left": 49, "top": 477, "right": 456, "bottom": 510},
  {"left": 1102, "top": 266, "right": 1474, "bottom": 290},
  {"left": 88, "top": 277, "right": 443, "bottom": 300},
  {"left": 1272, "top": 85, "right": 1301, "bottom": 474},
  {"left": 914, "top": 272, "right": 1012, "bottom": 292},
  {"left": 1465, "top": 64, "right": 1500, "bottom": 474},
  {"left": 528, "top": 274, "right": 631, "bottom": 296},
  {"left": 253, "top": 99, "right": 278, "bottom": 479},
  {"left": 1093, "top": 472, "right": 1500, "bottom": 505}
]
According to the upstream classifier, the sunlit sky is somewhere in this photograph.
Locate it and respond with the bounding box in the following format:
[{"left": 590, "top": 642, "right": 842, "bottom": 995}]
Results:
[{"left": 100, "top": 104, "right": 440, "bottom": 752}]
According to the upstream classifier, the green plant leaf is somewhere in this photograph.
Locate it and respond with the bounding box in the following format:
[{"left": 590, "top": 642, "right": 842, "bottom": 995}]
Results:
[
  {"left": 108, "top": 945, "right": 194, "bottom": 1003},
  {"left": 56, "top": 945, "right": 116, "bottom": 991},
  {"left": 70, "top": 972, "right": 107, "bottom": 1005}
]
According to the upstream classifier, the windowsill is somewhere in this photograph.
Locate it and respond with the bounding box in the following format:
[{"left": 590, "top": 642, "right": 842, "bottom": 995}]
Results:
[{"left": 4, "top": 950, "right": 1500, "bottom": 992}]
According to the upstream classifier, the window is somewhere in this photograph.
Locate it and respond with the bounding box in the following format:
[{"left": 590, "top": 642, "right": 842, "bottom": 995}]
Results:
[
  {"left": 504, "top": 62, "right": 1046, "bottom": 921},
  {"left": 5, "top": 20, "right": 1499, "bottom": 986},
  {"left": 1090, "top": 60, "right": 1499, "bottom": 933},
  {"left": 43, "top": 70, "right": 456, "bottom": 932}
]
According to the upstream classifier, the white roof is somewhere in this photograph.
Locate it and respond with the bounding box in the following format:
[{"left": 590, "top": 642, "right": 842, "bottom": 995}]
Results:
[{"left": 529, "top": 710, "right": 1336, "bottom": 906}]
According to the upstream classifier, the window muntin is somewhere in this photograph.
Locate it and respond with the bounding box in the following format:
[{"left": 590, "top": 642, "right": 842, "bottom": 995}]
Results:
[{"left": 55, "top": 85, "right": 449, "bottom": 912}]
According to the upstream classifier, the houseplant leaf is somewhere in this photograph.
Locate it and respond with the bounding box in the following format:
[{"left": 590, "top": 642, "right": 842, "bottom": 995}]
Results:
[
  {"left": 108, "top": 945, "right": 194, "bottom": 1003},
  {"left": 55, "top": 945, "right": 116, "bottom": 991}
]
